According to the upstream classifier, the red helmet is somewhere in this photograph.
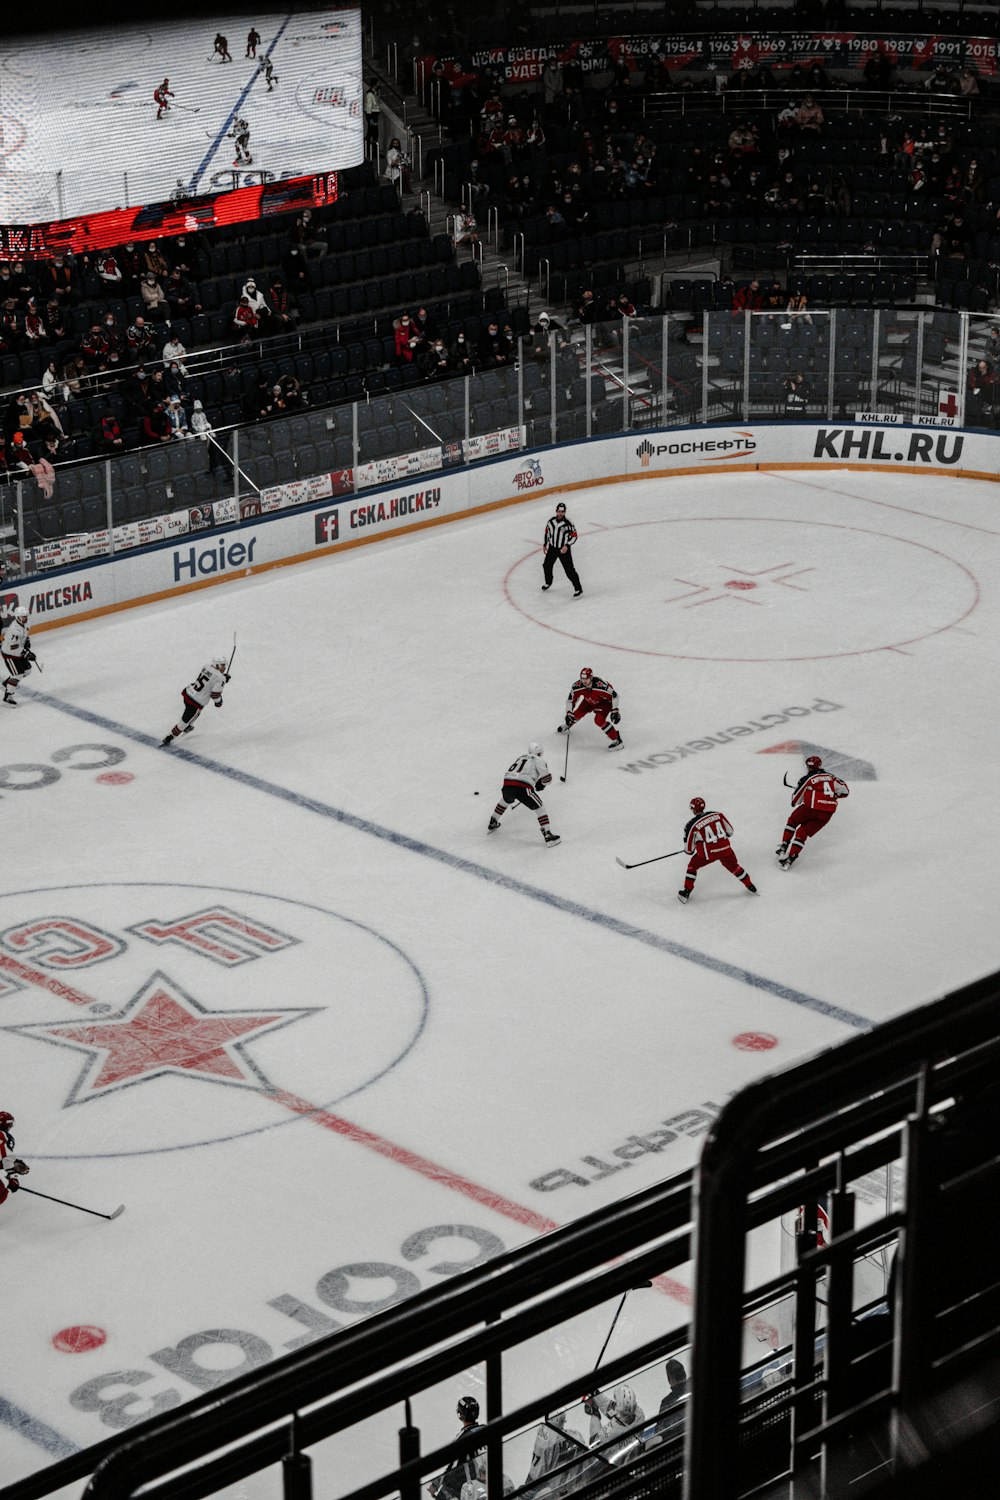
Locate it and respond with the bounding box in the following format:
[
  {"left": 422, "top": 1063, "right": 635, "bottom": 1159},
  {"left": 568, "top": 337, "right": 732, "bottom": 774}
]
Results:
[
  {"left": 579, "top": 666, "right": 593, "bottom": 682},
  {"left": 0, "top": 1110, "right": 13, "bottom": 1130},
  {"left": 690, "top": 797, "right": 706, "bottom": 814},
  {"left": 805, "top": 755, "right": 822, "bottom": 770}
]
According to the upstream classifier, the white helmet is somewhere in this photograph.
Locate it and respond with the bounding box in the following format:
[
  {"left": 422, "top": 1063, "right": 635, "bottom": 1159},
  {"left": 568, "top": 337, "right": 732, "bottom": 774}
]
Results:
[
  {"left": 14, "top": 607, "right": 28, "bottom": 622},
  {"left": 611, "top": 1384, "right": 637, "bottom": 1423},
  {"left": 529, "top": 741, "right": 543, "bottom": 757}
]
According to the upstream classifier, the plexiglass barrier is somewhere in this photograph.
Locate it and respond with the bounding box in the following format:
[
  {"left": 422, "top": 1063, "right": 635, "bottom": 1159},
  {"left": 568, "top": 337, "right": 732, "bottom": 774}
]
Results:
[{"left": 1, "top": 307, "right": 989, "bottom": 582}]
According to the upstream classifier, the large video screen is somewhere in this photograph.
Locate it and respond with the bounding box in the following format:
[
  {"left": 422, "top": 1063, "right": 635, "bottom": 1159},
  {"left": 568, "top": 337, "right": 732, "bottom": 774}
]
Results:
[
  {"left": 0, "top": 9, "right": 363, "bottom": 222},
  {"left": 0, "top": 172, "right": 340, "bottom": 260}
]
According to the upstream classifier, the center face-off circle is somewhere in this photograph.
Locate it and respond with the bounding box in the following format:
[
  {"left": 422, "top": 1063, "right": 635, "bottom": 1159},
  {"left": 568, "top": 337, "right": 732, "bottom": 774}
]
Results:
[
  {"left": 505, "top": 515, "right": 979, "bottom": 662},
  {"left": 1, "top": 882, "right": 428, "bottom": 1158}
]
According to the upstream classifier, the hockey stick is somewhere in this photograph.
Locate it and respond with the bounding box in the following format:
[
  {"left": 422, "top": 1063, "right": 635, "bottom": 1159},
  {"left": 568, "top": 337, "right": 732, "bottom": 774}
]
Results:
[
  {"left": 16, "top": 1185, "right": 124, "bottom": 1221},
  {"left": 173, "top": 102, "right": 202, "bottom": 114},
  {"left": 28, "top": 652, "right": 42, "bottom": 674},
  {"left": 783, "top": 772, "right": 795, "bottom": 788},
  {"left": 560, "top": 726, "right": 570, "bottom": 783},
  {"left": 226, "top": 632, "right": 237, "bottom": 676},
  {"left": 615, "top": 849, "right": 686, "bottom": 870}
]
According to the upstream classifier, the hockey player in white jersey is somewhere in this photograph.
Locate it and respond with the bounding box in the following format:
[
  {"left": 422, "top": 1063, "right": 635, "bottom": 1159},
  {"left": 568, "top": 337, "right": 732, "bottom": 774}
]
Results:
[
  {"left": 229, "top": 117, "right": 252, "bottom": 166},
  {"left": 1, "top": 607, "right": 36, "bottom": 705},
  {"left": 487, "top": 743, "right": 560, "bottom": 845},
  {"left": 161, "top": 659, "right": 230, "bottom": 745},
  {"left": 584, "top": 1385, "right": 646, "bottom": 1462}
]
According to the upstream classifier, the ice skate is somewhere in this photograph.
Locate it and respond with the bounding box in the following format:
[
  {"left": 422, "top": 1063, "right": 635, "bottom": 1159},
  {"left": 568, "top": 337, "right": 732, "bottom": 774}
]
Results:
[
  {"left": 775, "top": 843, "right": 788, "bottom": 859},
  {"left": 543, "top": 830, "right": 561, "bottom": 846},
  {"left": 487, "top": 817, "right": 500, "bottom": 832},
  {"left": 573, "top": 588, "right": 583, "bottom": 598},
  {"left": 778, "top": 854, "right": 797, "bottom": 870},
  {"left": 677, "top": 888, "right": 690, "bottom": 903},
  {"left": 3, "top": 690, "right": 17, "bottom": 706},
  {"left": 745, "top": 882, "right": 758, "bottom": 894},
  {"left": 608, "top": 737, "right": 623, "bottom": 750}
]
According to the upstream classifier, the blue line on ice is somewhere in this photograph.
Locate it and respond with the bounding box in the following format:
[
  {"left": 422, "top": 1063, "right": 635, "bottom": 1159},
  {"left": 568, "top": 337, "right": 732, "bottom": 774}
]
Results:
[
  {"left": 189, "top": 14, "right": 291, "bottom": 193},
  {"left": 30, "top": 689, "right": 873, "bottom": 1032},
  {"left": 0, "top": 1394, "right": 79, "bottom": 1459}
]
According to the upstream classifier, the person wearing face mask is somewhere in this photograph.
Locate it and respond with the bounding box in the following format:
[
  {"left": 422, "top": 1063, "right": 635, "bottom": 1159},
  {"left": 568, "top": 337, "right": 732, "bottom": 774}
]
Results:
[
  {"left": 161, "top": 331, "right": 189, "bottom": 374},
  {"left": 40, "top": 256, "right": 74, "bottom": 304},
  {"left": 102, "top": 312, "right": 124, "bottom": 365},
  {"left": 450, "top": 329, "right": 473, "bottom": 376},
  {"left": 96, "top": 251, "right": 123, "bottom": 288},
  {"left": 141, "top": 272, "right": 171, "bottom": 323}
]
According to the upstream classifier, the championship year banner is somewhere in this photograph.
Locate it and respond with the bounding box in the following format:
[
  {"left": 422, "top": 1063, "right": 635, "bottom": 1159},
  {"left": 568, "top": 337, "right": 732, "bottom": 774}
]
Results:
[{"left": 460, "top": 32, "right": 997, "bottom": 80}]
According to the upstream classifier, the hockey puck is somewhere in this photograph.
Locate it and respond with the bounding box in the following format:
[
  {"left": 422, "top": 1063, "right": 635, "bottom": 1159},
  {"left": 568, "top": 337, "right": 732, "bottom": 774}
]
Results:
[{"left": 474, "top": 791, "right": 479, "bottom": 795}]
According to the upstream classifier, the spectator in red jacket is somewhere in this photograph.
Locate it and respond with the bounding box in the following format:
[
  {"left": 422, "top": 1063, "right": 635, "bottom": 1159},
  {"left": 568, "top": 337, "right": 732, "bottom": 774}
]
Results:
[
  {"left": 732, "top": 279, "right": 764, "bottom": 314},
  {"left": 140, "top": 404, "right": 172, "bottom": 444},
  {"left": 100, "top": 411, "right": 124, "bottom": 452},
  {"left": 233, "top": 296, "right": 259, "bottom": 340},
  {"left": 394, "top": 312, "right": 416, "bottom": 362}
]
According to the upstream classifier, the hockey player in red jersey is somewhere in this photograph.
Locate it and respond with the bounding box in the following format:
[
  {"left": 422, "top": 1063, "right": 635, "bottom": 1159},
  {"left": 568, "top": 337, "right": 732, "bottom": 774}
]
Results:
[
  {"left": 0, "top": 1110, "right": 29, "bottom": 1210},
  {"left": 678, "top": 798, "right": 757, "bottom": 903},
  {"left": 776, "top": 755, "right": 849, "bottom": 868},
  {"left": 154, "top": 79, "right": 174, "bottom": 119},
  {"left": 557, "top": 666, "right": 623, "bottom": 750},
  {"left": 488, "top": 742, "right": 561, "bottom": 845}
]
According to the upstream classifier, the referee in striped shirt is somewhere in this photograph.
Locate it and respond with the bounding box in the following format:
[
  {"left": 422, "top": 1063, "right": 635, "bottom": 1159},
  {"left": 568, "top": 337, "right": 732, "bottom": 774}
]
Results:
[{"left": 541, "top": 502, "right": 582, "bottom": 596}]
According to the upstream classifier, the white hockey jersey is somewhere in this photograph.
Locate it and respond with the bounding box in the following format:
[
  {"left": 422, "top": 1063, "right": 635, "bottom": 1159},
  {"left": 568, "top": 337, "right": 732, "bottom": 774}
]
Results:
[
  {"left": 1, "top": 620, "right": 29, "bottom": 659},
  {"left": 503, "top": 751, "right": 552, "bottom": 790},
  {"left": 184, "top": 664, "right": 228, "bottom": 708}
]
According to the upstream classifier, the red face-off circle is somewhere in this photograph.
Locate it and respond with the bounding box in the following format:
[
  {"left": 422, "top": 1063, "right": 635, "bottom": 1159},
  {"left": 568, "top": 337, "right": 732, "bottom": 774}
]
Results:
[
  {"left": 52, "top": 1324, "right": 107, "bottom": 1353},
  {"left": 733, "top": 1032, "right": 778, "bottom": 1052}
]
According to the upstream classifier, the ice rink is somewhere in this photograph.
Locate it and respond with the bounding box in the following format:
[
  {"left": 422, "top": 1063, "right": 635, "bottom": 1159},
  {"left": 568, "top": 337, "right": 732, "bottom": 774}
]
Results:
[
  {"left": 3, "top": 464, "right": 1000, "bottom": 1495},
  {"left": 0, "top": 9, "right": 363, "bottom": 220}
]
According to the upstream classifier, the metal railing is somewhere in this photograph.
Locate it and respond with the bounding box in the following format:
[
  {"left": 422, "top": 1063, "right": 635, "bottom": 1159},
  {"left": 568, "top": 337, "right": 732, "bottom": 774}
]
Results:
[{"left": 5, "top": 969, "right": 1000, "bottom": 1500}]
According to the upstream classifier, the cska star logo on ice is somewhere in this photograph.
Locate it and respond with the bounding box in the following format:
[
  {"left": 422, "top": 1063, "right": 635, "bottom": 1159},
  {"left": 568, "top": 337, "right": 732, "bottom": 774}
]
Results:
[
  {"left": 513, "top": 459, "right": 544, "bottom": 490},
  {"left": 0, "top": 884, "right": 428, "bottom": 1158},
  {"left": 9, "top": 973, "right": 313, "bottom": 1104}
]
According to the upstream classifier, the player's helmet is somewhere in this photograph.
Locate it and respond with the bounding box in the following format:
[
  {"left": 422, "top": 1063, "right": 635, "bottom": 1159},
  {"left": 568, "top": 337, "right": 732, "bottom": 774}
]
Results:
[
  {"left": 212, "top": 659, "right": 227, "bottom": 672},
  {"left": 457, "top": 1396, "right": 480, "bottom": 1422},
  {"left": 529, "top": 741, "right": 543, "bottom": 757},
  {"left": 0, "top": 1110, "right": 13, "bottom": 1129},
  {"left": 805, "top": 755, "right": 822, "bottom": 770},
  {"left": 579, "top": 666, "right": 593, "bottom": 682},
  {"left": 14, "top": 607, "right": 27, "bottom": 622},
  {"left": 611, "top": 1384, "right": 638, "bottom": 1423},
  {"left": 690, "top": 797, "right": 706, "bottom": 814}
]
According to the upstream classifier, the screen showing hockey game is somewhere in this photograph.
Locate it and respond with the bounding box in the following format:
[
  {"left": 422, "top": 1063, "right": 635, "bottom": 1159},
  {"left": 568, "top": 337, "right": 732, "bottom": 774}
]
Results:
[{"left": 0, "top": 8, "right": 363, "bottom": 223}]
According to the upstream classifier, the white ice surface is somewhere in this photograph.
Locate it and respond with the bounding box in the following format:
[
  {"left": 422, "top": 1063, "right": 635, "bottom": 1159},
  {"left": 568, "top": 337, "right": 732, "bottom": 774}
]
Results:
[
  {"left": 0, "top": 9, "right": 363, "bottom": 220},
  {"left": 3, "top": 467, "right": 1000, "bottom": 1494}
]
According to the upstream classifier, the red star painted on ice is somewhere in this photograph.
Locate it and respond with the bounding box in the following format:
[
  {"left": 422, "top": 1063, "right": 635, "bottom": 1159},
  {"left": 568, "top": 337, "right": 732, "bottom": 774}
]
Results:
[{"left": 7, "top": 972, "right": 315, "bottom": 1103}]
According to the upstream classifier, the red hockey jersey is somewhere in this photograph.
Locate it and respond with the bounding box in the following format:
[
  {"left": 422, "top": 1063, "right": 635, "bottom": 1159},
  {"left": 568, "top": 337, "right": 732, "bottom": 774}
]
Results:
[{"left": 792, "top": 771, "right": 849, "bottom": 812}]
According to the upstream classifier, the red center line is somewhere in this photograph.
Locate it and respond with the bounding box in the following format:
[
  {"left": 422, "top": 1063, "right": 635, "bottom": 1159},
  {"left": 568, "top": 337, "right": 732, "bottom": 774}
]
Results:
[
  {"left": 2, "top": 951, "right": 692, "bottom": 1306},
  {"left": 268, "top": 1088, "right": 691, "bottom": 1304}
]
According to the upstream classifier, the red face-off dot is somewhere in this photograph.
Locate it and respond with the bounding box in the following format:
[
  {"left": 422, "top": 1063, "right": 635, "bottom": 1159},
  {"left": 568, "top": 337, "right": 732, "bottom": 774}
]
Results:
[
  {"left": 725, "top": 580, "right": 758, "bottom": 590},
  {"left": 96, "top": 772, "right": 134, "bottom": 785},
  {"left": 52, "top": 1324, "right": 107, "bottom": 1353},
  {"left": 733, "top": 1032, "right": 778, "bottom": 1052}
]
